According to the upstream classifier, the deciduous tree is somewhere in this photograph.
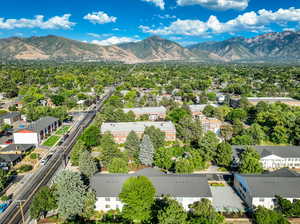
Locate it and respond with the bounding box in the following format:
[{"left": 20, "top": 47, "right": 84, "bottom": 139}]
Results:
[{"left": 119, "top": 176, "right": 156, "bottom": 223}]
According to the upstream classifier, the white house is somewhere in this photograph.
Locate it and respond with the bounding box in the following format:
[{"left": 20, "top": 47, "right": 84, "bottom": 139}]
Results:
[
  {"left": 188, "top": 104, "right": 218, "bottom": 119},
  {"left": 90, "top": 168, "right": 212, "bottom": 212},
  {"left": 232, "top": 146, "right": 300, "bottom": 170},
  {"left": 13, "top": 116, "right": 60, "bottom": 146},
  {"left": 0, "top": 112, "right": 21, "bottom": 125},
  {"left": 234, "top": 168, "right": 300, "bottom": 209}
]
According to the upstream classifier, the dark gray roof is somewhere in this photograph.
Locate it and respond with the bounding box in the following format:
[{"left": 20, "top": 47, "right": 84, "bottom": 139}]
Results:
[
  {"left": 232, "top": 145, "right": 300, "bottom": 159},
  {"left": 1, "top": 144, "right": 34, "bottom": 153},
  {"left": 0, "top": 112, "right": 20, "bottom": 119},
  {"left": 0, "top": 154, "right": 22, "bottom": 163},
  {"left": 27, "top": 116, "right": 59, "bottom": 132},
  {"left": 90, "top": 168, "right": 212, "bottom": 198},
  {"left": 236, "top": 169, "right": 300, "bottom": 198}
]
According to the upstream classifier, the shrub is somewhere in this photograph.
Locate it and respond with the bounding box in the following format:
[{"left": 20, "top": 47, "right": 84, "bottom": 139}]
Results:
[
  {"left": 18, "top": 164, "right": 33, "bottom": 173},
  {"left": 30, "top": 153, "right": 39, "bottom": 160}
]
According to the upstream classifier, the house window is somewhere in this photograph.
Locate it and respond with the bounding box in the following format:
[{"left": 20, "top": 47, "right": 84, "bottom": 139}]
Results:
[
  {"left": 105, "top": 204, "right": 110, "bottom": 209},
  {"left": 105, "top": 197, "right": 110, "bottom": 201},
  {"left": 259, "top": 198, "right": 265, "bottom": 202}
]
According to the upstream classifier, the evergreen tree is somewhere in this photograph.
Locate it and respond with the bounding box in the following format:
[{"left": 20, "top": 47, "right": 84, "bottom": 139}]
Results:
[
  {"left": 139, "top": 135, "right": 155, "bottom": 166},
  {"left": 79, "top": 150, "right": 97, "bottom": 178},
  {"left": 124, "top": 130, "right": 140, "bottom": 161},
  {"left": 100, "top": 132, "right": 121, "bottom": 167},
  {"left": 144, "top": 126, "right": 166, "bottom": 149},
  {"left": 54, "top": 170, "right": 87, "bottom": 220}
]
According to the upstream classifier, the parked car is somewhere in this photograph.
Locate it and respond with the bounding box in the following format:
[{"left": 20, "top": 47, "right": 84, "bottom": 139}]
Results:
[
  {"left": 5, "top": 139, "right": 13, "bottom": 144},
  {"left": 40, "top": 154, "right": 53, "bottom": 166},
  {"left": 0, "top": 200, "right": 12, "bottom": 213}
]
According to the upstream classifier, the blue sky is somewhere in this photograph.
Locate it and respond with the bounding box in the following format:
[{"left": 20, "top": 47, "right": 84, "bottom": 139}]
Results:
[{"left": 0, "top": 0, "right": 299, "bottom": 46}]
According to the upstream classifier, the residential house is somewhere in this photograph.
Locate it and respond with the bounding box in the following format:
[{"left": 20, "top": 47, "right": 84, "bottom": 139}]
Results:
[
  {"left": 247, "top": 97, "right": 300, "bottom": 107},
  {"left": 101, "top": 121, "right": 176, "bottom": 144},
  {"left": 200, "top": 117, "right": 222, "bottom": 135},
  {"left": 234, "top": 168, "right": 300, "bottom": 209},
  {"left": 0, "top": 112, "right": 21, "bottom": 125},
  {"left": 189, "top": 104, "right": 218, "bottom": 119},
  {"left": 232, "top": 145, "right": 300, "bottom": 170},
  {"left": 13, "top": 116, "right": 60, "bottom": 146},
  {"left": 122, "top": 106, "right": 166, "bottom": 121},
  {"left": 230, "top": 97, "right": 300, "bottom": 108},
  {"left": 0, "top": 144, "right": 35, "bottom": 155},
  {"left": 91, "top": 168, "right": 212, "bottom": 212},
  {"left": 0, "top": 154, "right": 22, "bottom": 168}
]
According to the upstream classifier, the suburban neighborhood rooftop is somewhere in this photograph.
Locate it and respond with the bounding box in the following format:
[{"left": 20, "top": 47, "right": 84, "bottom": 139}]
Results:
[
  {"left": 232, "top": 145, "right": 300, "bottom": 159},
  {"left": 101, "top": 121, "right": 176, "bottom": 133},
  {"left": 122, "top": 106, "right": 166, "bottom": 114},
  {"left": 26, "top": 116, "right": 59, "bottom": 133},
  {"left": 236, "top": 169, "right": 300, "bottom": 198},
  {"left": 90, "top": 168, "right": 212, "bottom": 198}
]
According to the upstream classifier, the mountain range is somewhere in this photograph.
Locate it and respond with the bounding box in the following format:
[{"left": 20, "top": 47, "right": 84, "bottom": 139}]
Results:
[{"left": 0, "top": 31, "right": 299, "bottom": 63}]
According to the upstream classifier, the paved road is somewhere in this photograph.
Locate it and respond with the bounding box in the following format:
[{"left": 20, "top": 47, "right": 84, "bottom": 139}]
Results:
[{"left": 0, "top": 87, "right": 115, "bottom": 224}]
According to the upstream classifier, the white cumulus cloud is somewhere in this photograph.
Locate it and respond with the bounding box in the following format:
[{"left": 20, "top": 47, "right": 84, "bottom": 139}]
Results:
[
  {"left": 140, "top": 7, "right": 300, "bottom": 36},
  {"left": 142, "top": 0, "right": 165, "bottom": 10},
  {"left": 177, "top": 0, "right": 249, "bottom": 10},
  {"left": 83, "top": 11, "right": 117, "bottom": 24},
  {"left": 0, "top": 14, "right": 75, "bottom": 29},
  {"left": 91, "top": 36, "right": 139, "bottom": 46}
]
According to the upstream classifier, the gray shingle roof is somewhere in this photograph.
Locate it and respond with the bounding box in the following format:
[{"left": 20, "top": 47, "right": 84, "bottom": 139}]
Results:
[
  {"left": 101, "top": 121, "right": 176, "bottom": 133},
  {"left": 247, "top": 97, "right": 300, "bottom": 103},
  {"left": 237, "top": 169, "right": 300, "bottom": 198},
  {"left": 0, "top": 154, "right": 22, "bottom": 163},
  {"left": 90, "top": 168, "right": 212, "bottom": 198},
  {"left": 0, "top": 112, "right": 20, "bottom": 119},
  {"left": 27, "top": 116, "right": 59, "bottom": 133},
  {"left": 1, "top": 144, "right": 34, "bottom": 153},
  {"left": 123, "top": 106, "right": 166, "bottom": 114},
  {"left": 232, "top": 145, "right": 300, "bottom": 159}
]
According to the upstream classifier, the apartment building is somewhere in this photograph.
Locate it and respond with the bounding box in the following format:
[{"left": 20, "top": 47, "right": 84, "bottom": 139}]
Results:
[
  {"left": 13, "top": 116, "right": 60, "bottom": 146},
  {"left": 91, "top": 168, "right": 212, "bottom": 212},
  {"left": 101, "top": 121, "right": 176, "bottom": 143},
  {"left": 234, "top": 168, "right": 300, "bottom": 209},
  {"left": 232, "top": 146, "right": 300, "bottom": 170}
]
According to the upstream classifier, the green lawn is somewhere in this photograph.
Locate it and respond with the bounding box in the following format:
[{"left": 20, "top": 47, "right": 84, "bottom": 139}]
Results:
[
  {"left": 55, "top": 126, "right": 71, "bottom": 135},
  {"left": 42, "top": 135, "right": 60, "bottom": 147}
]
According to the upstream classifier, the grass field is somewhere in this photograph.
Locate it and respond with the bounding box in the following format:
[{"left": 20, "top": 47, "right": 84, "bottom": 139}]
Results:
[
  {"left": 42, "top": 135, "right": 60, "bottom": 147},
  {"left": 55, "top": 126, "right": 71, "bottom": 135}
]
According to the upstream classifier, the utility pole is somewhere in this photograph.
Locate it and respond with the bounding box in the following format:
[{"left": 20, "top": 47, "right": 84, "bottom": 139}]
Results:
[{"left": 15, "top": 200, "right": 26, "bottom": 224}]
